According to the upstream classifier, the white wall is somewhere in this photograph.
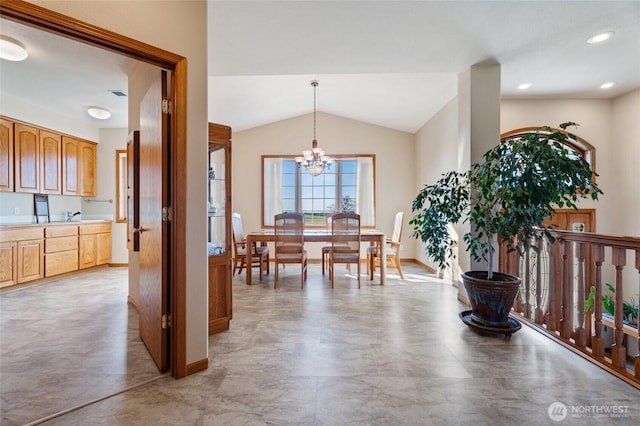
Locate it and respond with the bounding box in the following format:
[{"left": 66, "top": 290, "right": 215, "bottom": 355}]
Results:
[
  {"left": 611, "top": 89, "right": 640, "bottom": 237},
  {"left": 30, "top": 0, "right": 209, "bottom": 365},
  {"left": 413, "top": 98, "right": 459, "bottom": 272},
  {"left": 232, "top": 111, "right": 416, "bottom": 259}
]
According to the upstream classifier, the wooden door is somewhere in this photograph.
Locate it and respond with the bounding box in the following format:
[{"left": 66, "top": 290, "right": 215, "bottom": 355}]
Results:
[
  {"left": 138, "top": 71, "right": 170, "bottom": 371},
  {"left": 0, "top": 118, "right": 13, "bottom": 192},
  {"left": 39, "top": 130, "right": 62, "bottom": 194},
  {"left": 14, "top": 123, "right": 39, "bottom": 193},
  {"left": 62, "top": 136, "right": 80, "bottom": 195}
]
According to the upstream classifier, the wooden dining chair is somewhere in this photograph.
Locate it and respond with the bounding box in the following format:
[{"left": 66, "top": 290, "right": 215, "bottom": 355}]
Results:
[
  {"left": 274, "top": 212, "right": 308, "bottom": 288},
  {"left": 232, "top": 212, "right": 269, "bottom": 281},
  {"left": 367, "top": 211, "right": 404, "bottom": 280},
  {"left": 329, "top": 212, "right": 361, "bottom": 288}
]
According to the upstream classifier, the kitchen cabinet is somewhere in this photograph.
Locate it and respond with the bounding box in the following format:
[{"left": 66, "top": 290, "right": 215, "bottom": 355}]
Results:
[
  {"left": 39, "top": 130, "right": 62, "bottom": 194},
  {"left": 45, "top": 225, "right": 78, "bottom": 276},
  {"left": 79, "top": 222, "right": 112, "bottom": 269},
  {"left": 62, "top": 136, "right": 97, "bottom": 197},
  {"left": 207, "top": 122, "right": 232, "bottom": 334},
  {"left": 14, "top": 123, "right": 39, "bottom": 193},
  {"left": 0, "top": 241, "right": 18, "bottom": 288},
  {"left": 17, "top": 238, "right": 45, "bottom": 283},
  {"left": 0, "top": 118, "right": 13, "bottom": 192}
]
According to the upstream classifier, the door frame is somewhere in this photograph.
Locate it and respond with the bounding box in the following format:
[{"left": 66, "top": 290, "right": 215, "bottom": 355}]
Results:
[{"left": 0, "top": 0, "right": 189, "bottom": 378}]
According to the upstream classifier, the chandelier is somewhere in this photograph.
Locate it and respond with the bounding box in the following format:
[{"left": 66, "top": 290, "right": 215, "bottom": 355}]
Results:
[{"left": 295, "top": 80, "right": 332, "bottom": 176}]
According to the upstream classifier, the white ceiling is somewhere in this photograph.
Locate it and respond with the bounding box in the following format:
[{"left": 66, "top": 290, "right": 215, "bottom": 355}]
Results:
[{"left": 1, "top": 1, "right": 639, "bottom": 134}]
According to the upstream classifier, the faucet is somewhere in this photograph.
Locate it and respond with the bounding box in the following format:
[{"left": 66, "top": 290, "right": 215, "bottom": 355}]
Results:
[{"left": 66, "top": 211, "right": 81, "bottom": 222}]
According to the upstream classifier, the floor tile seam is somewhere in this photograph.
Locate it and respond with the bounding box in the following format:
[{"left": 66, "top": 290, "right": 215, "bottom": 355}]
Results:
[{"left": 21, "top": 373, "right": 169, "bottom": 426}]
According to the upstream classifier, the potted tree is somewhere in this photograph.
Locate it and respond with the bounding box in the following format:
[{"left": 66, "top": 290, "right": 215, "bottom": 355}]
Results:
[{"left": 410, "top": 122, "right": 602, "bottom": 334}]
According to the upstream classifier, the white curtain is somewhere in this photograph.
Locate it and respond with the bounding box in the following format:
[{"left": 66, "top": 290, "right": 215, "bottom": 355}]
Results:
[
  {"left": 356, "top": 157, "right": 374, "bottom": 226},
  {"left": 263, "top": 158, "right": 282, "bottom": 226}
]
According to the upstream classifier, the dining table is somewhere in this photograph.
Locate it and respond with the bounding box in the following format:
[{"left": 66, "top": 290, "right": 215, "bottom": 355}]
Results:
[{"left": 244, "top": 229, "right": 387, "bottom": 285}]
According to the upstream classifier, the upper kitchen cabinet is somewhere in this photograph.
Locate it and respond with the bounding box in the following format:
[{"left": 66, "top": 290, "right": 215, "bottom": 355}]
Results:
[
  {"left": 14, "top": 123, "right": 39, "bottom": 193},
  {"left": 39, "top": 130, "right": 62, "bottom": 195},
  {"left": 0, "top": 118, "right": 13, "bottom": 192},
  {"left": 62, "top": 136, "right": 97, "bottom": 197}
]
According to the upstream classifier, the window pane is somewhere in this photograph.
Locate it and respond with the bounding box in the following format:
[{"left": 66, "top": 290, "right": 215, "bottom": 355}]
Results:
[{"left": 263, "top": 155, "right": 375, "bottom": 227}]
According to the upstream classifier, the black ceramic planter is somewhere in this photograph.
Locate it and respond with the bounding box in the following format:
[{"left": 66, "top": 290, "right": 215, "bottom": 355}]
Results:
[{"left": 462, "top": 271, "right": 521, "bottom": 328}]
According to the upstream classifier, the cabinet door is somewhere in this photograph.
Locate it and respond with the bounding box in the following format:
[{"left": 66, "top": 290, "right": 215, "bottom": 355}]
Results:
[
  {"left": 79, "top": 234, "right": 97, "bottom": 269},
  {"left": 62, "top": 136, "right": 80, "bottom": 195},
  {"left": 96, "top": 232, "right": 111, "bottom": 265},
  {"left": 39, "top": 130, "right": 62, "bottom": 194},
  {"left": 79, "top": 141, "right": 96, "bottom": 196},
  {"left": 17, "top": 239, "right": 44, "bottom": 283},
  {"left": 14, "top": 123, "right": 39, "bottom": 193},
  {"left": 0, "top": 118, "right": 14, "bottom": 192},
  {"left": 0, "top": 241, "right": 18, "bottom": 288}
]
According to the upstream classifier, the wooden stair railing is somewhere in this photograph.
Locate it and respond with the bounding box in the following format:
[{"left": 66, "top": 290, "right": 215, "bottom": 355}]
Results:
[{"left": 499, "top": 230, "right": 640, "bottom": 388}]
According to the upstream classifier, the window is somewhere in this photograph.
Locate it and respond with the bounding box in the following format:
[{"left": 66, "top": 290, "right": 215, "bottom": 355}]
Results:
[{"left": 263, "top": 155, "right": 375, "bottom": 227}]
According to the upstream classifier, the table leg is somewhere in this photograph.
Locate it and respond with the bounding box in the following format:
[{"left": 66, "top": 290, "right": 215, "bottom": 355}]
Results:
[{"left": 379, "top": 234, "right": 386, "bottom": 285}]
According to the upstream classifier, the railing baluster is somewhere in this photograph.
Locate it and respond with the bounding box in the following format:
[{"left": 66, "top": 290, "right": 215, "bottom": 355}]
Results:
[
  {"left": 575, "top": 242, "right": 587, "bottom": 347},
  {"left": 591, "top": 244, "right": 605, "bottom": 357},
  {"left": 635, "top": 249, "right": 640, "bottom": 379},
  {"left": 535, "top": 238, "right": 544, "bottom": 324},
  {"left": 547, "top": 240, "right": 561, "bottom": 332},
  {"left": 524, "top": 242, "right": 532, "bottom": 318},
  {"left": 561, "top": 240, "right": 574, "bottom": 339},
  {"left": 611, "top": 247, "right": 627, "bottom": 369}
]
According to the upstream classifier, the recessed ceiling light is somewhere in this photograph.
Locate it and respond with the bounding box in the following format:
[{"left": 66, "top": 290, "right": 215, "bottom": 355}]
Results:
[
  {"left": 0, "top": 35, "right": 28, "bottom": 61},
  {"left": 600, "top": 82, "right": 614, "bottom": 89},
  {"left": 87, "top": 106, "right": 112, "bottom": 120},
  {"left": 587, "top": 31, "right": 615, "bottom": 44},
  {"left": 517, "top": 83, "right": 532, "bottom": 90}
]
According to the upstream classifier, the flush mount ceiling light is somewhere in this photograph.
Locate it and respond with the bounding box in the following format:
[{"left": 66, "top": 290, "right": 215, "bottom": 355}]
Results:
[
  {"left": 517, "top": 83, "right": 532, "bottom": 90},
  {"left": 0, "top": 35, "right": 28, "bottom": 61},
  {"left": 295, "top": 80, "right": 332, "bottom": 176},
  {"left": 87, "top": 106, "right": 111, "bottom": 120},
  {"left": 600, "top": 82, "right": 614, "bottom": 89},
  {"left": 587, "top": 31, "right": 615, "bottom": 44}
]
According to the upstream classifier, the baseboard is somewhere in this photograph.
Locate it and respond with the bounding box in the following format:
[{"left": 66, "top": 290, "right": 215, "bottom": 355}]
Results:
[
  {"left": 457, "top": 292, "right": 470, "bottom": 307},
  {"left": 410, "top": 258, "right": 437, "bottom": 274},
  {"left": 108, "top": 263, "right": 128, "bottom": 267},
  {"left": 186, "top": 358, "right": 209, "bottom": 376},
  {"left": 127, "top": 295, "right": 139, "bottom": 312}
]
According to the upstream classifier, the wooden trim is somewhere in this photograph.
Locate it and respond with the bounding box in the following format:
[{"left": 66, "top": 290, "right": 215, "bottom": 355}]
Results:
[
  {"left": 108, "top": 263, "right": 128, "bottom": 267},
  {"left": 170, "top": 59, "right": 188, "bottom": 379},
  {"left": 115, "top": 149, "right": 127, "bottom": 223},
  {"left": 411, "top": 258, "right": 438, "bottom": 274},
  {"left": 1, "top": 0, "right": 189, "bottom": 379},
  {"left": 127, "top": 295, "right": 140, "bottom": 313},
  {"left": 185, "top": 358, "right": 209, "bottom": 376}
]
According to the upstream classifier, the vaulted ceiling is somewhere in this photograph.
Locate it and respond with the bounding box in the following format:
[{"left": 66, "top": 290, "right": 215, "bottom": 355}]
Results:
[{"left": 1, "top": 1, "right": 639, "bottom": 133}]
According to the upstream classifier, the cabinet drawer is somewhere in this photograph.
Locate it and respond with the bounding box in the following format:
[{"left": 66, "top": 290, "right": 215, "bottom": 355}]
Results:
[
  {"left": 45, "top": 236, "right": 78, "bottom": 253},
  {"left": 0, "top": 227, "right": 44, "bottom": 243},
  {"left": 46, "top": 225, "right": 78, "bottom": 238},
  {"left": 45, "top": 250, "right": 78, "bottom": 276},
  {"left": 79, "top": 222, "right": 111, "bottom": 235}
]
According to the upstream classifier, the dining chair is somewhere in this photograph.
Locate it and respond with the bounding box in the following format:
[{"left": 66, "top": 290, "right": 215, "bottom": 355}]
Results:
[
  {"left": 321, "top": 214, "right": 334, "bottom": 275},
  {"left": 367, "top": 211, "right": 404, "bottom": 280},
  {"left": 274, "top": 212, "right": 308, "bottom": 288},
  {"left": 329, "top": 212, "right": 361, "bottom": 288},
  {"left": 232, "top": 212, "right": 269, "bottom": 281}
]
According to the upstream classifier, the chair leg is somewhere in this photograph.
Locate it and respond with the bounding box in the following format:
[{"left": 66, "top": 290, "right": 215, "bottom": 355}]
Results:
[
  {"left": 395, "top": 257, "right": 404, "bottom": 279},
  {"left": 322, "top": 250, "right": 325, "bottom": 275},
  {"left": 274, "top": 260, "right": 278, "bottom": 288},
  {"left": 357, "top": 260, "right": 361, "bottom": 288}
]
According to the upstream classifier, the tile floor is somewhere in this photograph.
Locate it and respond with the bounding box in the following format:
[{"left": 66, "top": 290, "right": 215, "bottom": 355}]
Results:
[{"left": 1, "top": 263, "right": 639, "bottom": 425}]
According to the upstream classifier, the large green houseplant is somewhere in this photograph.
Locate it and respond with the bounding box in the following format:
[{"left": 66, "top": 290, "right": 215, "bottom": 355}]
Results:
[{"left": 410, "top": 122, "right": 602, "bottom": 330}]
